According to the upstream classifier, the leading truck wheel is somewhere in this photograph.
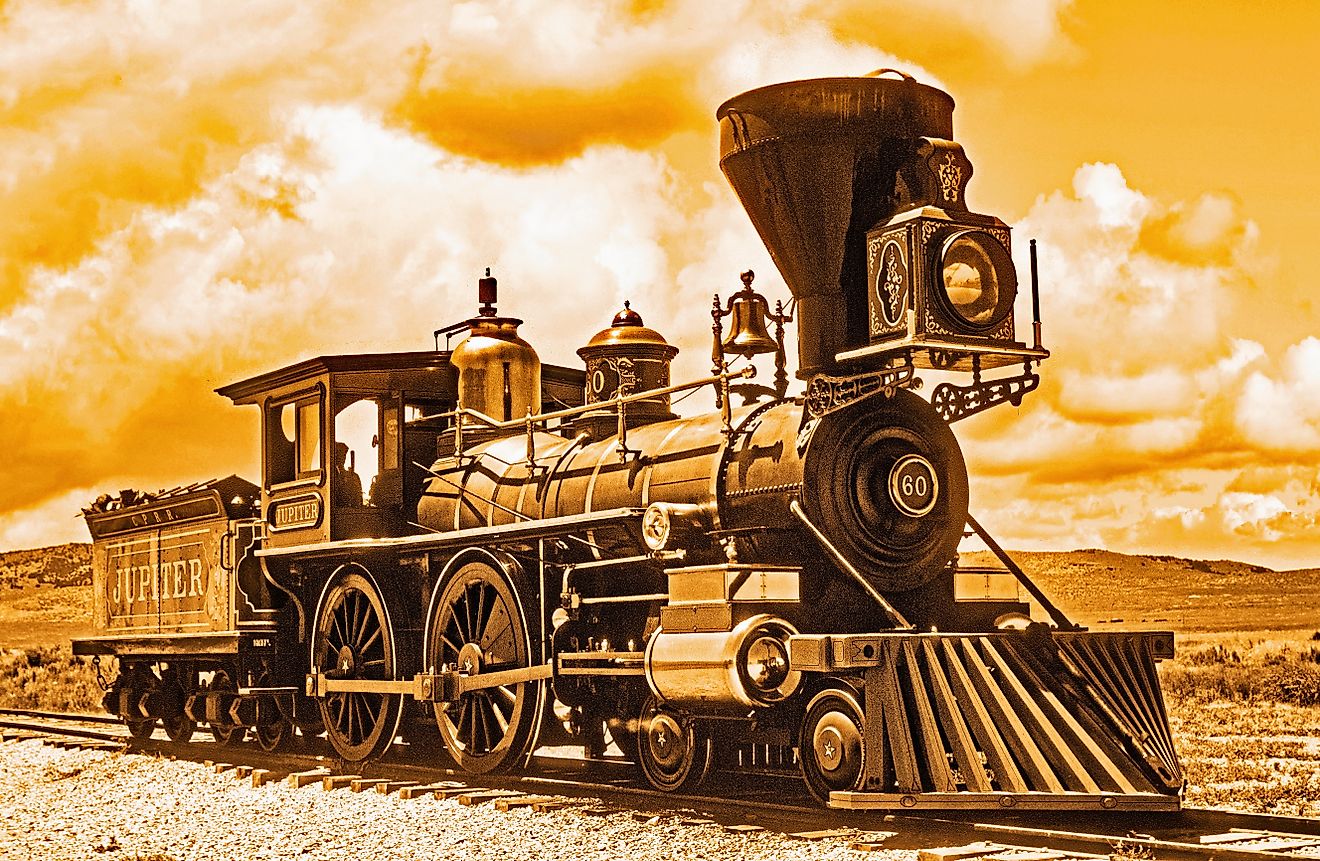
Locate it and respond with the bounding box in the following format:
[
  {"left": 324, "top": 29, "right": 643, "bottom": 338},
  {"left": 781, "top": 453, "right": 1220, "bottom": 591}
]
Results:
[
  {"left": 799, "top": 688, "right": 867, "bottom": 806},
  {"left": 636, "top": 695, "right": 712, "bottom": 792},
  {"left": 427, "top": 558, "right": 541, "bottom": 773},
  {"left": 312, "top": 566, "right": 403, "bottom": 762}
]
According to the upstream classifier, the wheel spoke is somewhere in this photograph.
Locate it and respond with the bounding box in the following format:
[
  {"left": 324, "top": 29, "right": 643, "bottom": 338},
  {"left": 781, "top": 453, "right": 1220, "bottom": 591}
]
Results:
[
  {"left": 488, "top": 694, "right": 510, "bottom": 735},
  {"left": 359, "top": 623, "right": 382, "bottom": 657},
  {"left": 492, "top": 684, "right": 517, "bottom": 707}
]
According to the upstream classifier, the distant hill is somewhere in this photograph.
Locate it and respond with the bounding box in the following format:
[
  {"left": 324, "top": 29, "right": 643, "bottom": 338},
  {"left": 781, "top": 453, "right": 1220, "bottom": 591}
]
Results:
[
  {"left": 961, "top": 548, "right": 1320, "bottom": 634},
  {"left": 0, "top": 543, "right": 91, "bottom": 589}
]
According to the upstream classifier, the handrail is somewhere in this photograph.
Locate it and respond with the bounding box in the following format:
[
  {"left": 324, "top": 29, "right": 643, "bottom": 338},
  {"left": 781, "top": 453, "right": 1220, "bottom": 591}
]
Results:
[{"left": 408, "top": 365, "right": 758, "bottom": 431}]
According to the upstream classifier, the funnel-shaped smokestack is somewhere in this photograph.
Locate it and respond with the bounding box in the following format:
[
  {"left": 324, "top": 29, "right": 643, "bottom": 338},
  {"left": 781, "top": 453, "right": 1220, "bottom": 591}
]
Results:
[{"left": 718, "top": 75, "right": 955, "bottom": 377}]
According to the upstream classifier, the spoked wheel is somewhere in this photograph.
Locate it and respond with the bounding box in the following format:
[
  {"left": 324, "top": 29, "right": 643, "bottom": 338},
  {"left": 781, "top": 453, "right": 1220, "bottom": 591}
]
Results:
[
  {"left": 208, "top": 668, "right": 245, "bottom": 746},
  {"left": 636, "top": 694, "right": 712, "bottom": 792},
  {"left": 799, "top": 688, "right": 867, "bottom": 805},
  {"left": 428, "top": 560, "right": 541, "bottom": 773},
  {"left": 160, "top": 665, "right": 195, "bottom": 743},
  {"left": 313, "top": 566, "right": 402, "bottom": 762}
]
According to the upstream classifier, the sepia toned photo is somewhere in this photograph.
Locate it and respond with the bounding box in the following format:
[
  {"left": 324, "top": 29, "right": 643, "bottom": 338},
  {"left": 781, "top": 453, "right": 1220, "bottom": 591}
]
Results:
[{"left": 1, "top": 3, "right": 1317, "bottom": 859}]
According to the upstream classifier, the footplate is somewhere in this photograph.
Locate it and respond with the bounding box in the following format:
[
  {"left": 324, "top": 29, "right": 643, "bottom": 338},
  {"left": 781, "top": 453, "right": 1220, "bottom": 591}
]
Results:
[{"left": 791, "top": 630, "right": 1182, "bottom": 811}]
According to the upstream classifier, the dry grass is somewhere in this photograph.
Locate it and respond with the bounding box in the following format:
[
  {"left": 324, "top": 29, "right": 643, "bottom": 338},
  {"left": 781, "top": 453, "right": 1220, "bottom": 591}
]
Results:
[
  {"left": 0, "top": 646, "right": 107, "bottom": 712},
  {"left": 1162, "top": 635, "right": 1320, "bottom": 817}
]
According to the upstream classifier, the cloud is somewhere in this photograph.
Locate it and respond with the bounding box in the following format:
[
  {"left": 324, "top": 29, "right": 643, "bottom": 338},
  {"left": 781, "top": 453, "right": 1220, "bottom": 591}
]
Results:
[{"left": 960, "top": 163, "right": 1320, "bottom": 568}]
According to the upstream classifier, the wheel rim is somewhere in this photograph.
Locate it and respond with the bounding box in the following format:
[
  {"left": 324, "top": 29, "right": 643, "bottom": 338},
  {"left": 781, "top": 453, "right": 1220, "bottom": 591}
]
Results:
[
  {"left": 429, "top": 560, "right": 539, "bottom": 773},
  {"left": 313, "top": 567, "right": 401, "bottom": 762},
  {"left": 800, "top": 689, "right": 866, "bottom": 805},
  {"left": 208, "top": 668, "right": 245, "bottom": 746},
  {"left": 163, "top": 715, "right": 195, "bottom": 743},
  {"left": 636, "top": 695, "right": 711, "bottom": 792},
  {"left": 255, "top": 719, "right": 291, "bottom": 752}
]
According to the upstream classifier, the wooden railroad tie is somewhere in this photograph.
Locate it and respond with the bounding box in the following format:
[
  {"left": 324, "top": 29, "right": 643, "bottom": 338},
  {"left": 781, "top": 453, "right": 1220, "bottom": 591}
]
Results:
[
  {"left": 250, "top": 769, "right": 279, "bottom": 788},
  {"left": 211, "top": 762, "right": 233, "bottom": 775},
  {"left": 494, "top": 795, "right": 564, "bottom": 812},
  {"left": 788, "top": 829, "right": 856, "bottom": 842},
  {"left": 722, "top": 824, "right": 765, "bottom": 834},
  {"left": 375, "top": 780, "right": 420, "bottom": 795},
  {"left": 286, "top": 768, "right": 331, "bottom": 789},
  {"left": 398, "top": 782, "right": 460, "bottom": 800},
  {"left": 322, "top": 775, "right": 361, "bottom": 791},
  {"left": 458, "top": 789, "right": 523, "bottom": 806}
]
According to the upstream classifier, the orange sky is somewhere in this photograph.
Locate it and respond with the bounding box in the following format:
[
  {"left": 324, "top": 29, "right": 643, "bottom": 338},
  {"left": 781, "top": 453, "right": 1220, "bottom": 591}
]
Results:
[{"left": 3, "top": 0, "right": 1319, "bottom": 569}]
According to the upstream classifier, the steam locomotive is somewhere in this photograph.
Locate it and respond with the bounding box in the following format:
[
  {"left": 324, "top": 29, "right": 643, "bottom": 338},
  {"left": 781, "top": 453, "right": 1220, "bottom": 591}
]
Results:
[{"left": 73, "top": 73, "right": 1183, "bottom": 811}]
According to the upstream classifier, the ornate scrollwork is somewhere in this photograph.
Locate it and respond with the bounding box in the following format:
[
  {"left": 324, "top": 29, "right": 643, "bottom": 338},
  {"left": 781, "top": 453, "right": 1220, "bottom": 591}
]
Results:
[
  {"left": 804, "top": 363, "right": 919, "bottom": 420},
  {"left": 930, "top": 367, "right": 1040, "bottom": 423}
]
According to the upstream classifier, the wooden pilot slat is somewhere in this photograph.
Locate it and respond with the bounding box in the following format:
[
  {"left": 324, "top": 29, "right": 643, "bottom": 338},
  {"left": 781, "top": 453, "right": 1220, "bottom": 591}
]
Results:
[
  {"left": 958, "top": 638, "right": 1062, "bottom": 793},
  {"left": 901, "top": 640, "right": 957, "bottom": 793},
  {"left": 877, "top": 642, "right": 921, "bottom": 793},
  {"left": 1001, "top": 640, "right": 1144, "bottom": 794},
  {"left": 940, "top": 638, "right": 1026, "bottom": 792},
  {"left": 863, "top": 664, "right": 890, "bottom": 790},
  {"left": 978, "top": 639, "right": 1100, "bottom": 793},
  {"left": 1075, "top": 639, "right": 1179, "bottom": 780},
  {"left": 921, "top": 639, "right": 990, "bottom": 792}
]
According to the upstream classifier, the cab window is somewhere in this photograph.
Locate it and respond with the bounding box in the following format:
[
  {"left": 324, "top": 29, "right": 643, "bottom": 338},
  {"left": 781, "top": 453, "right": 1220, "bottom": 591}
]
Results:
[{"left": 266, "top": 395, "right": 322, "bottom": 486}]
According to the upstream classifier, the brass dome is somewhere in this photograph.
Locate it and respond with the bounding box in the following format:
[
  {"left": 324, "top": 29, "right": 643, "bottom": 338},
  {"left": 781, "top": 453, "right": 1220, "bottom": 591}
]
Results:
[{"left": 577, "top": 302, "right": 678, "bottom": 358}]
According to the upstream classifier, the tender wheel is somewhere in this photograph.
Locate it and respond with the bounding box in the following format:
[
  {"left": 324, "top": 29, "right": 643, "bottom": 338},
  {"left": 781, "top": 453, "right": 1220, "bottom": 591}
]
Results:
[
  {"left": 312, "top": 566, "right": 403, "bottom": 762},
  {"left": 160, "top": 665, "right": 194, "bottom": 743},
  {"left": 636, "top": 695, "right": 711, "bottom": 792},
  {"left": 162, "top": 714, "right": 195, "bottom": 743},
  {"left": 428, "top": 559, "right": 540, "bottom": 773},
  {"left": 799, "top": 688, "right": 867, "bottom": 805},
  {"left": 208, "top": 668, "right": 245, "bottom": 746},
  {"left": 254, "top": 718, "right": 292, "bottom": 752},
  {"left": 122, "top": 664, "right": 156, "bottom": 740},
  {"left": 125, "top": 717, "right": 156, "bottom": 740}
]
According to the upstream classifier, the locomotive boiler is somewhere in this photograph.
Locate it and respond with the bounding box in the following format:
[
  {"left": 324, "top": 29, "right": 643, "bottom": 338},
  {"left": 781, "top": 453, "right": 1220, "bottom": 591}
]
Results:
[{"left": 74, "top": 72, "right": 1183, "bottom": 811}]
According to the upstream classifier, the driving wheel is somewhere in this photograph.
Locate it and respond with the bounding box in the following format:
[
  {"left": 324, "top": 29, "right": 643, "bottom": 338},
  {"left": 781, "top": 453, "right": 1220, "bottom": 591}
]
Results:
[
  {"left": 312, "top": 566, "right": 403, "bottom": 762},
  {"left": 428, "top": 559, "right": 540, "bottom": 773}
]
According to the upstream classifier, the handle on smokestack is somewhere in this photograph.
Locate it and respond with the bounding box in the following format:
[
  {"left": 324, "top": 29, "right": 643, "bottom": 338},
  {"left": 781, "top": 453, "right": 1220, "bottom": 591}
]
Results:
[{"left": 1030, "top": 239, "right": 1042, "bottom": 350}]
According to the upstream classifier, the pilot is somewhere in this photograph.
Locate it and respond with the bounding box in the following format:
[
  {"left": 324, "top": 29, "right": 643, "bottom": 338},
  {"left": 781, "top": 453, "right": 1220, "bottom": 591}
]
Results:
[{"left": 334, "top": 442, "right": 363, "bottom": 506}]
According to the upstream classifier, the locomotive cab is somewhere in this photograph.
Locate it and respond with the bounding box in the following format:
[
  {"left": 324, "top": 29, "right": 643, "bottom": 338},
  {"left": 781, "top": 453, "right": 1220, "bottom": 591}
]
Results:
[{"left": 217, "top": 351, "right": 585, "bottom": 549}]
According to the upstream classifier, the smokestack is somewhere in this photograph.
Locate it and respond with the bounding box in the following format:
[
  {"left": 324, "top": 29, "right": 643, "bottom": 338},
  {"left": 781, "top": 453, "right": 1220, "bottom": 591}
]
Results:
[{"left": 717, "top": 75, "right": 955, "bottom": 378}]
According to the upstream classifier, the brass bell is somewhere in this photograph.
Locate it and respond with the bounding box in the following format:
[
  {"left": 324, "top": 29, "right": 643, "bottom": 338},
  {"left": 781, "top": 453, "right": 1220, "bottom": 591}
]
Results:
[{"left": 720, "top": 274, "right": 779, "bottom": 358}]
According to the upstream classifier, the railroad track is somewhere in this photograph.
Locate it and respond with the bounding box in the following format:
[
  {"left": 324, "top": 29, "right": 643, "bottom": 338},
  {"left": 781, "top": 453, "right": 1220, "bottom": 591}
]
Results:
[{"left": 3, "top": 709, "right": 1318, "bottom": 859}]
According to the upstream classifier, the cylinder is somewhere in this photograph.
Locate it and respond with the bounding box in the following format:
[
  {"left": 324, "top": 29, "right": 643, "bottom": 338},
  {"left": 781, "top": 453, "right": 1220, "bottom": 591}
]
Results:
[{"left": 645, "top": 614, "right": 801, "bottom": 710}]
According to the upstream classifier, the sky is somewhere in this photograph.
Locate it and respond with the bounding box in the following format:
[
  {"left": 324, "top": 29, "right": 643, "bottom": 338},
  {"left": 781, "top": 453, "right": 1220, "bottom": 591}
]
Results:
[{"left": 2, "top": 0, "right": 1319, "bottom": 570}]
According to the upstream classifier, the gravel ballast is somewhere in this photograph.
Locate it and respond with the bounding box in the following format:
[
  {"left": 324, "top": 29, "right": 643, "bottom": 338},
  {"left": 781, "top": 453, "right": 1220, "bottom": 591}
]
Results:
[{"left": 0, "top": 739, "right": 912, "bottom": 861}]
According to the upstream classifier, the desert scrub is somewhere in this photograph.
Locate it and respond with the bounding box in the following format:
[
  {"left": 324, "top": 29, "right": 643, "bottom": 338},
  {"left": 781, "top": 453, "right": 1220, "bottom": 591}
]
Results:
[
  {"left": 1159, "top": 639, "right": 1320, "bottom": 705},
  {"left": 0, "top": 646, "right": 107, "bottom": 712}
]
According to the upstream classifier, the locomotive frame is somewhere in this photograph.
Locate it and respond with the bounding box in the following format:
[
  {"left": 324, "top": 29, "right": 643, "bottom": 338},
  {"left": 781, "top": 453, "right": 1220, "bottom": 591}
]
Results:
[{"left": 73, "top": 72, "right": 1183, "bottom": 812}]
